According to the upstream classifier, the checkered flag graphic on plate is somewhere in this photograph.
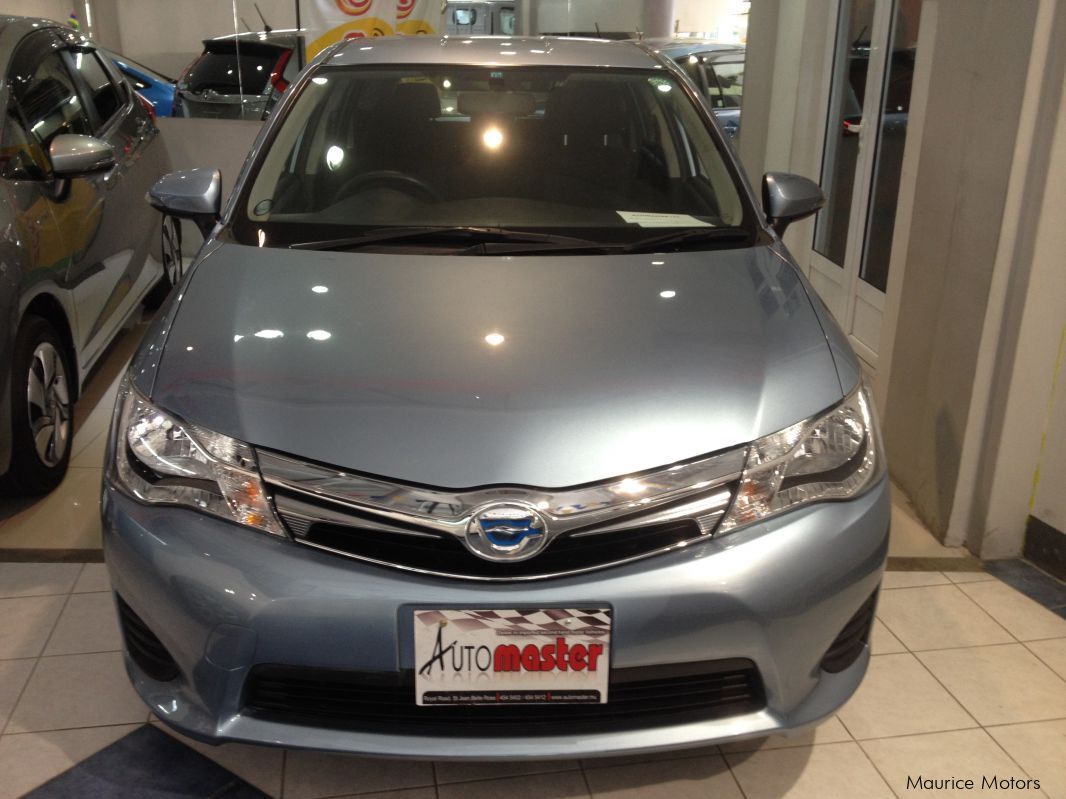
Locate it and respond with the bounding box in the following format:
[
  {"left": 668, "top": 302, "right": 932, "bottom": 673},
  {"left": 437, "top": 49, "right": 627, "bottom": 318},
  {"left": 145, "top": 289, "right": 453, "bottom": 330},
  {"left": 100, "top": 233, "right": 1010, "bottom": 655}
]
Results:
[{"left": 416, "top": 608, "right": 611, "bottom": 634}]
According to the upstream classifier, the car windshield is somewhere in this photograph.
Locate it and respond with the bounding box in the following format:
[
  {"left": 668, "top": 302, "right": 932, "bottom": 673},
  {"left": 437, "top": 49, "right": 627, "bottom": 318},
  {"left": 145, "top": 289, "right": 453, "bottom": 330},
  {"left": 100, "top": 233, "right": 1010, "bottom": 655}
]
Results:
[{"left": 237, "top": 65, "right": 750, "bottom": 249}]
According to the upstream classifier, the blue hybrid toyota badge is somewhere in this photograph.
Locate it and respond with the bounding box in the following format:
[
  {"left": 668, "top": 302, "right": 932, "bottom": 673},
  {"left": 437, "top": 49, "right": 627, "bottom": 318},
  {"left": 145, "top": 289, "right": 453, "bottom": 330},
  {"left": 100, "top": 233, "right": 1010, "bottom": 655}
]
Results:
[{"left": 467, "top": 504, "right": 548, "bottom": 561}]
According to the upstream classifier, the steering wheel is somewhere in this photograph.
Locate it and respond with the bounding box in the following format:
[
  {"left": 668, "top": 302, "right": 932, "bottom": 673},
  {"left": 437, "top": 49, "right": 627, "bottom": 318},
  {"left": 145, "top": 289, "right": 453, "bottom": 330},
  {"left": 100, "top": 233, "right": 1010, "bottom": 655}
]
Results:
[{"left": 331, "top": 170, "right": 441, "bottom": 205}]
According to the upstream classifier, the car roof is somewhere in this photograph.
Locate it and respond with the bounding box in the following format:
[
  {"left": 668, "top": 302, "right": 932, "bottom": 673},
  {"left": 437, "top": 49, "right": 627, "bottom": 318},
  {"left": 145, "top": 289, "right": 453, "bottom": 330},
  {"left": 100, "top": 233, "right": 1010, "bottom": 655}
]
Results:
[
  {"left": 325, "top": 35, "right": 665, "bottom": 70},
  {"left": 206, "top": 29, "right": 301, "bottom": 48},
  {"left": 0, "top": 14, "right": 66, "bottom": 39},
  {"left": 649, "top": 39, "right": 745, "bottom": 59}
]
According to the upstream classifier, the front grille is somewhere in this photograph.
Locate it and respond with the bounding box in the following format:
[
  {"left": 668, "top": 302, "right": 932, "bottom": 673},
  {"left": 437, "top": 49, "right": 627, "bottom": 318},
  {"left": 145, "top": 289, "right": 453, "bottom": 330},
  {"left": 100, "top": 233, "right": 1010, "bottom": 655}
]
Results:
[
  {"left": 244, "top": 659, "right": 764, "bottom": 734},
  {"left": 820, "top": 589, "right": 879, "bottom": 673},
  {"left": 116, "top": 595, "right": 180, "bottom": 682},
  {"left": 277, "top": 484, "right": 711, "bottom": 579}
]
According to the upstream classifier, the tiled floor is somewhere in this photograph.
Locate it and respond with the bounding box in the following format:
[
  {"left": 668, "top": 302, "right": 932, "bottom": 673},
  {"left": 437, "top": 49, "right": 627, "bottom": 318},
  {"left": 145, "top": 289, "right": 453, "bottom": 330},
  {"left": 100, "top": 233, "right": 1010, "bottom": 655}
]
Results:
[
  {"left": 2, "top": 311, "right": 1066, "bottom": 797},
  {"left": 0, "top": 562, "right": 1064, "bottom": 798}
]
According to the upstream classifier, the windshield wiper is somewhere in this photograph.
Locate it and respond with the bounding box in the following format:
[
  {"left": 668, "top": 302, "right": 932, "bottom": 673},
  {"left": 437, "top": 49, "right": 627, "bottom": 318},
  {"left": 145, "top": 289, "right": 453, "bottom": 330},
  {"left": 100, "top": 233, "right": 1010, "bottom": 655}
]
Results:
[
  {"left": 289, "top": 226, "right": 603, "bottom": 252},
  {"left": 620, "top": 227, "right": 751, "bottom": 253}
]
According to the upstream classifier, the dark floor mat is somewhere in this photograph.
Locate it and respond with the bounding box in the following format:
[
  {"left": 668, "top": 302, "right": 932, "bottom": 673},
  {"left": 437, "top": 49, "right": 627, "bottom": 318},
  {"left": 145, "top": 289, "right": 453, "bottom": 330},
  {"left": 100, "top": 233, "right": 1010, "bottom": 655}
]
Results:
[{"left": 25, "top": 724, "right": 270, "bottom": 799}]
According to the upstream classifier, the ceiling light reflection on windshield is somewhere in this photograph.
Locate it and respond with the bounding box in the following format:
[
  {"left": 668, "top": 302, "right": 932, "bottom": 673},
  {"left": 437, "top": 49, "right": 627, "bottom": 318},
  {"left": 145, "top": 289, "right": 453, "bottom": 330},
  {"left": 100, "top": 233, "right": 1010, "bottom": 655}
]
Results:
[
  {"left": 311, "top": 285, "right": 328, "bottom": 294},
  {"left": 660, "top": 290, "right": 677, "bottom": 299},
  {"left": 326, "top": 145, "right": 344, "bottom": 171},
  {"left": 442, "top": 78, "right": 452, "bottom": 89},
  {"left": 255, "top": 329, "right": 283, "bottom": 339},
  {"left": 312, "top": 76, "right": 328, "bottom": 85},
  {"left": 656, "top": 84, "right": 672, "bottom": 93},
  {"left": 484, "top": 332, "right": 505, "bottom": 347},
  {"left": 307, "top": 330, "right": 331, "bottom": 341},
  {"left": 482, "top": 127, "right": 504, "bottom": 150}
]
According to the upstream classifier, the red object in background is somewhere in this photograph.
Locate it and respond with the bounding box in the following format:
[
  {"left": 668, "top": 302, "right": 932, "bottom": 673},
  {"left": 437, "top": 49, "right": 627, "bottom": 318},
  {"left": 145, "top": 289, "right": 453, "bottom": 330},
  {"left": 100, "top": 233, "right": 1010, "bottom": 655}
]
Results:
[
  {"left": 134, "top": 90, "right": 156, "bottom": 123},
  {"left": 269, "top": 49, "right": 293, "bottom": 94}
]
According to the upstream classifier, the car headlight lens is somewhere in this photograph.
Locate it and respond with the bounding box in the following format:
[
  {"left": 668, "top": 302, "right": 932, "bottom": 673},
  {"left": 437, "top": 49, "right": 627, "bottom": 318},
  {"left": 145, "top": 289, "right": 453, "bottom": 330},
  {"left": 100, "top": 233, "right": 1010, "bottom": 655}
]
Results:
[
  {"left": 108, "top": 376, "right": 284, "bottom": 535},
  {"left": 718, "top": 384, "right": 883, "bottom": 532}
]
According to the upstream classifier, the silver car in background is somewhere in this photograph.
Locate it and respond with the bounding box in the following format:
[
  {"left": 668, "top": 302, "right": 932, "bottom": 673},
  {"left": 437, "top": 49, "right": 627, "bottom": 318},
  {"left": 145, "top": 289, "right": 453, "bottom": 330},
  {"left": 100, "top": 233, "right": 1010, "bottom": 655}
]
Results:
[
  {"left": 104, "top": 35, "right": 889, "bottom": 759},
  {"left": 0, "top": 15, "right": 171, "bottom": 495}
]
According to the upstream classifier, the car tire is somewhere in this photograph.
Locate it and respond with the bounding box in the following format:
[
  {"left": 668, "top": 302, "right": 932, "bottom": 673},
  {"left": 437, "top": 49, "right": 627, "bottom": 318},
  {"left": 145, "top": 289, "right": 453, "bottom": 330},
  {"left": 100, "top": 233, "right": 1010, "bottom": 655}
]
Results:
[
  {"left": 143, "top": 214, "right": 183, "bottom": 309},
  {"left": 0, "top": 316, "right": 74, "bottom": 496}
]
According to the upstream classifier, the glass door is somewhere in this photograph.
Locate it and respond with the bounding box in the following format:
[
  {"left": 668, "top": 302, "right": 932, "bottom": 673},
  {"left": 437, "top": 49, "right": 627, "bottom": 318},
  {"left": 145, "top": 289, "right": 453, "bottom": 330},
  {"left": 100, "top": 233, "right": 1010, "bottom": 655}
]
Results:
[{"left": 807, "top": 0, "right": 922, "bottom": 368}]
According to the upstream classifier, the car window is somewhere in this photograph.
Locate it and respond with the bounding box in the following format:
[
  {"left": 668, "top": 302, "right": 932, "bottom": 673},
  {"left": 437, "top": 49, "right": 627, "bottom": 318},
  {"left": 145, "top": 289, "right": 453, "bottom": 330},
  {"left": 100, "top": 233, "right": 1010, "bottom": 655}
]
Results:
[
  {"left": 677, "top": 56, "right": 703, "bottom": 92},
  {"left": 182, "top": 49, "right": 278, "bottom": 95},
  {"left": 706, "top": 61, "right": 744, "bottom": 109},
  {"left": 66, "top": 49, "right": 125, "bottom": 129},
  {"left": 7, "top": 33, "right": 94, "bottom": 155},
  {"left": 240, "top": 65, "right": 748, "bottom": 248},
  {"left": 119, "top": 66, "right": 150, "bottom": 91},
  {"left": 0, "top": 105, "right": 50, "bottom": 180}
]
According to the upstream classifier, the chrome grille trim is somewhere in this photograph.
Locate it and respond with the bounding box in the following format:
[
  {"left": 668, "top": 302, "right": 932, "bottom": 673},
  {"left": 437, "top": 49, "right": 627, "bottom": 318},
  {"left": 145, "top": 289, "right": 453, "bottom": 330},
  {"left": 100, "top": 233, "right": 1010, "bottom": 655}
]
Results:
[
  {"left": 257, "top": 447, "right": 746, "bottom": 538},
  {"left": 257, "top": 447, "right": 745, "bottom": 580}
]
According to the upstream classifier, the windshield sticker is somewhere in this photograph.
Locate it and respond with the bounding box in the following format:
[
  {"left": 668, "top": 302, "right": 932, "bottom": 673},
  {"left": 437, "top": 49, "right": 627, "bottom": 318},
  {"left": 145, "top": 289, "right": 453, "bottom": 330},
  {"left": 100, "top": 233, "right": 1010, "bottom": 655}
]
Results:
[{"left": 617, "top": 211, "right": 714, "bottom": 228}]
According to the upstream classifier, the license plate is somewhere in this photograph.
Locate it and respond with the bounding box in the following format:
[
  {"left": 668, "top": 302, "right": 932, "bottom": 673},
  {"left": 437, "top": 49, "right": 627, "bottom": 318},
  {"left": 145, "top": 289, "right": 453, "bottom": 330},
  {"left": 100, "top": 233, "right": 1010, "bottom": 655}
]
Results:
[{"left": 413, "top": 608, "right": 611, "bottom": 706}]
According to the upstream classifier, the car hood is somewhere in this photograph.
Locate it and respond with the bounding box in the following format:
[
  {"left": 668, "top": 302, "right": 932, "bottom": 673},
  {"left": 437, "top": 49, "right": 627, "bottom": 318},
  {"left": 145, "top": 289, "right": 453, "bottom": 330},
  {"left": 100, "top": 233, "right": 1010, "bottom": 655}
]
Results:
[{"left": 148, "top": 242, "right": 844, "bottom": 488}]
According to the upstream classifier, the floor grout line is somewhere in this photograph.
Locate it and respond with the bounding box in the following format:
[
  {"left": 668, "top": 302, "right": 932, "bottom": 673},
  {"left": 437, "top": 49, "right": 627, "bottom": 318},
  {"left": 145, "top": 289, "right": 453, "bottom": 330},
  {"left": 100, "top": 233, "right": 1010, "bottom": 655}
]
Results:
[
  {"left": 0, "top": 578, "right": 77, "bottom": 736},
  {"left": 852, "top": 738, "right": 904, "bottom": 799}
]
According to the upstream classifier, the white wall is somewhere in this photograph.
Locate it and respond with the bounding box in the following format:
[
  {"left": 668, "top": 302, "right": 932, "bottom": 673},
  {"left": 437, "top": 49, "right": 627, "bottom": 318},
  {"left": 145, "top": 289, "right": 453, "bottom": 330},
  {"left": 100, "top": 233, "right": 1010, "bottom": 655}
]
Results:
[
  {"left": 533, "top": 0, "right": 670, "bottom": 36},
  {"left": 674, "top": 0, "right": 747, "bottom": 41}
]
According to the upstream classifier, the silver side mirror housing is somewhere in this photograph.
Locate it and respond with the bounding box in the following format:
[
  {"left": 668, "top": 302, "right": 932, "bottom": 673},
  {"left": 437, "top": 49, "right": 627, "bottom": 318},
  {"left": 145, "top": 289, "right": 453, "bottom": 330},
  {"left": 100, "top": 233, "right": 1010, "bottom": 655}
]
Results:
[
  {"left": 147, "top": 168, "right": 221, "bottom": 236},
  {"left": 49, "top": 134, "right": 114, "bottom": 176},
  {"left": 762, "top": 172, "right": 825, "bottom": 236}
]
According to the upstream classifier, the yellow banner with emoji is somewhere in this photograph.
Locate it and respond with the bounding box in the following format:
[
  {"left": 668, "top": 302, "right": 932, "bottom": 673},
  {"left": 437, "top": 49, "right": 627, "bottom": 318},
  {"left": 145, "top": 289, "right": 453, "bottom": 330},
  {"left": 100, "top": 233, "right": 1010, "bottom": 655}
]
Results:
[{"left": 304, "top": 0, "right": 438, "bottom": 60}]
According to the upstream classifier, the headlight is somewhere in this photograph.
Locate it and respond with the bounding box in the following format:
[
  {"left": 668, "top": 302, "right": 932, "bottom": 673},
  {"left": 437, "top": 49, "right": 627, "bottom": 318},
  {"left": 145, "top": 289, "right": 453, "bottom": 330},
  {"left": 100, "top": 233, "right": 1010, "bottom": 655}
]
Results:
[
  {"left": 718, "top": 384, "right": 883, "bottom": 532},
  {"left": 108, "top": 376, "right": 284, "bottom": 535}
]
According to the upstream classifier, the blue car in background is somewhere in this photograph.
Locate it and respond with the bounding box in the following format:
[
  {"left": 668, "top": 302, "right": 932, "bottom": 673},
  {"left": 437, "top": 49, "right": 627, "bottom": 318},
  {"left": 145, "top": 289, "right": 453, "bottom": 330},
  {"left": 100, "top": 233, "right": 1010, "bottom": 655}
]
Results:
[{"left": 105, "top": 50, "right": 176, "bottom": 116}]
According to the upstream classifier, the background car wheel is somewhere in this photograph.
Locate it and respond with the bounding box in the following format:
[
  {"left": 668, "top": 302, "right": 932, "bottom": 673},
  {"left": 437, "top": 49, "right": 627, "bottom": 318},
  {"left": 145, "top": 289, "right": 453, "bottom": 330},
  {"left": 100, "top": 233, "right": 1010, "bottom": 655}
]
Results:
[
  {"left": 143, "top": 214, "right": 183, "bottom": 309},
  {"left": 0, "top": 316, "right": 74, "bottom": 496}
]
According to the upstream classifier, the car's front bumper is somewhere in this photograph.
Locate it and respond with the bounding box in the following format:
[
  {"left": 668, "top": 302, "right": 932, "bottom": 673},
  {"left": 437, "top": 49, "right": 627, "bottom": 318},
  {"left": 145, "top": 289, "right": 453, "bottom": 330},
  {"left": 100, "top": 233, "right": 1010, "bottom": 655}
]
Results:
[{"left": 102, "top": 474, "right": 889, "bottom": 759}]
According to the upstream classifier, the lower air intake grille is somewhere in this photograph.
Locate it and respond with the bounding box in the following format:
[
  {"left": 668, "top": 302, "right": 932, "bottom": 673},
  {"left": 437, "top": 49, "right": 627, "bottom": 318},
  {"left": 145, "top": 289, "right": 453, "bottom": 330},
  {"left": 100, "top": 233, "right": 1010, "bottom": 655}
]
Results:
[
  {"left": 243, "top": 659, "right": 764, "bottom": 735},
  {"left": 116, "top": 595, "right": 180, "bottom": 682},
  {"left": 820, "top": 589, "right": 879, "bottom": 673}
]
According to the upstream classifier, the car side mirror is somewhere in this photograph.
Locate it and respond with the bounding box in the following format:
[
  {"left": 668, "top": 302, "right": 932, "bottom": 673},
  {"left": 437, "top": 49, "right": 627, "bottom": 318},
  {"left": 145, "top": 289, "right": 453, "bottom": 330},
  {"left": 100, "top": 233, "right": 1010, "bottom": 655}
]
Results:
[
  {"left": 762, "top": 172, "right": 825, "bottom": 236},
  {"left": 49, "top": 134, "right": 115, "bottom": 176},
  {"left": 147, "top": 168, "right": 221, "bottom": 237}
]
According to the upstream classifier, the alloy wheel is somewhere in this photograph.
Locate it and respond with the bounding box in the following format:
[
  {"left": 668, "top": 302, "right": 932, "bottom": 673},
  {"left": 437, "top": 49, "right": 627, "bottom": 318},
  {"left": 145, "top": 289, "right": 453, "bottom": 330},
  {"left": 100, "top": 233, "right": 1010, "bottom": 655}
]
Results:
[
  {"left": 26, "top": 342, "right": 71, "bottom": 467},
  {"left": 162, "top": 215, "right": 182, "bottom": 285}
]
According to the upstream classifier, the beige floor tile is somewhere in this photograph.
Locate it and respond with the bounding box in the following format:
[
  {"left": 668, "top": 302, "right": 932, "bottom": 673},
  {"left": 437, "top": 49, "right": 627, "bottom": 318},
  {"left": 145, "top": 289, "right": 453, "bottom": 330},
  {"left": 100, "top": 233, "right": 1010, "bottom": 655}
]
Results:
[
  {"left": 43, "top": 591, "right": 122, "bottom": 656},
  {"left": 0, "top": 659, "right": 35, "bottom": 732},
  {"left": 861, "top": 728, "right": 1044, "bottom": 797},
  {"left": 919, "top": 644, "right": 1066, "bottom": 725},
  {"left": 0, "top": 468, "right": 103, "bottom": 550},
  {"left": 330, "top": 790, "right": 436, "bottom": 799},
  {"left": 436, "top": 758, "right": 579, "bottom": 784},
  {"left": 943, "top": 571, "right": 995, "bottom": 584},
  {"left": 1027, "top": 637, "right": 1066, "bottom": 681},
  {"left": 719, "top": 716, "right": 851, "bottom": 753},
  {"left": 6, "top": 651, "right": 146, "bottom": 733},
  {"left": 726, "top": 741, "right": 894, "bottom": 799},
  {"left": 870, "top": 619, "right": 907, "bottom": 654},
  {"left": 987, "top": 719, "right": 1066, "bottom": 799},
  {"left": 0, "top": 595, "right": 66, "bottom": 659},
  {"left": 157, "top": 723, "right": 284, "bottom": 798},
  {"left": 283, "top": 751, "right": 434, "bottom": 799},
  {"left": 72, "top": 563, "right": 111, "bottom": 594},
  {"left": 836, "top": 653, "right": 975, "bottom": 739},
  {"left": 958, "top": 580, "right": 1066, "bottom": 641},
  {"left": 876, "top": 585, "right": 1013, "bottom": 651},
  {"left": 0, "top": 563, "right": 80, "bottom": 598},
  {"left": 437, "top": 770, "right": 591, "bottom": 799},
  {"left": 0, "top": 723, "right": 139, "bottom": 799},
  {"left": 881, "top": 571, "right": 951, "bottom": 589},
  {"left": 584, "top": 753, "right": 742, "bottom": 798},
  {"left": 70, "top": 430, "right": 107, "bottom": 469}
]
